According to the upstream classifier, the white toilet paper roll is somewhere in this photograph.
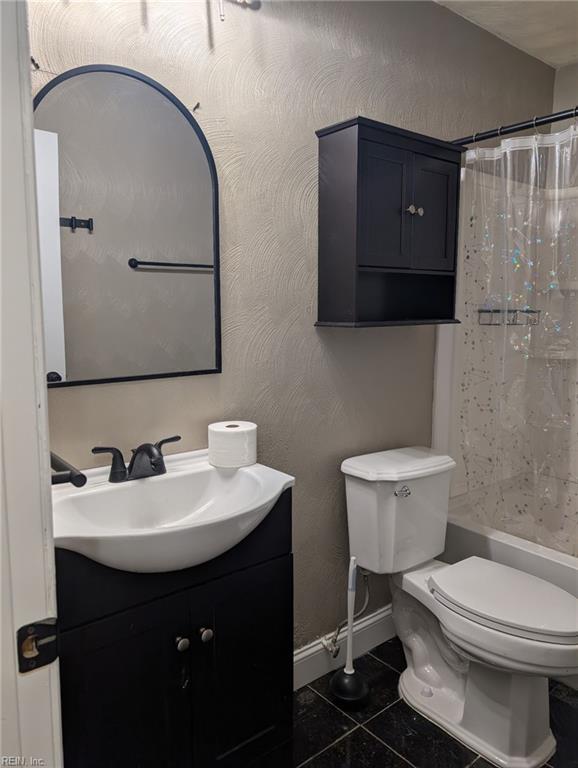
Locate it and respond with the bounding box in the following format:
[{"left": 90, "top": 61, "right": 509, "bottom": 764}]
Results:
[{"left": 208, "top": 421, "right": 257, "bottom": 468}]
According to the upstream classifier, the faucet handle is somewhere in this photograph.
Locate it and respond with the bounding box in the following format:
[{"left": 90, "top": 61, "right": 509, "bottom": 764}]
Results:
[
  {"left": 155, "top": 435, "right": 182, "bottom": 454},
  {"left": 91, "top": 446, "right": 127, "bottom": 483}
]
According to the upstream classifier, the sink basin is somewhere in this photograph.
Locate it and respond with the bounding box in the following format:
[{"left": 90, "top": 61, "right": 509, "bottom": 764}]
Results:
[{"left": 52, "top": 449, "right": 294, "bottom": 573}]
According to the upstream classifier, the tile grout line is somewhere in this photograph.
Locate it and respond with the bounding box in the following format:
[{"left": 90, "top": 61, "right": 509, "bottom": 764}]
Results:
[
  {"left": 387, "top": 686, "right": 493, "bottom": 767},
  {"left": 309, "top": 679, "right": 404, "bottom": 731},
  {"left": 301, "top": 684, "right": 555, "bottom": 768},
  {"left": 306, "top": 684, "right": 416, "bottom": 765},
  {"left": 367, "top": 650, "right": 404, "bottom": 676},
  {"left": 363, "top": 698, "right": 479, "bottom": 768},
  {"left": 305, "top": 685, "right": 361, "bottom": 726},
  {"left": 362, "top": 696, "right": 403, "bottom": 726},
  {"left": 359, "top": 723, "right": 419, "bottom": 768},
  {"left": 303, "top": 665, "right": 561, "bottom": 768},
  {"left": 314, "top": 683, "right": 402, "bottom": 727},
  {"left": 295, "top": 725, "right": 361, "bottom": 768}
]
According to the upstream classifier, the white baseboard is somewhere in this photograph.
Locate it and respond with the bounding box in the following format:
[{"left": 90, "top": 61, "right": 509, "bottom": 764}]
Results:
[{"left": 293, "top": 604, "right": 396, "bottom": 691}]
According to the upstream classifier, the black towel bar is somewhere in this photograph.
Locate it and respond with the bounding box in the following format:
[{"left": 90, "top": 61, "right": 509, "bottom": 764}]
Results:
[
  {"left": 128, "top": 258, "right": 214, "bottom": 271},
  {"left": 51, "top": 452, "right": 87, "bottom": 487}
]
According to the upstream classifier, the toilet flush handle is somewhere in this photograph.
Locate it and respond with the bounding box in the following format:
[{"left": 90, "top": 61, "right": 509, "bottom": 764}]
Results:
[{"left": 394, "top": 485, "right": 411, "bottom": 498}]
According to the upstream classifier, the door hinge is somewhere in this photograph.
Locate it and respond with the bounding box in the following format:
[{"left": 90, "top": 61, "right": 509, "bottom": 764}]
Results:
[{"left": 17, "top": 618, "right": 58, "bottom": 673}]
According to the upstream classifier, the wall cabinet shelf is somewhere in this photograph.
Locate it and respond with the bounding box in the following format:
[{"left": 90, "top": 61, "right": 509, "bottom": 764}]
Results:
[
  {"left": 316, "top": 117, "right": 465, "bottom": 326},
  {"left": 56, "top": 491, "right": 293, "bottom": 768}
]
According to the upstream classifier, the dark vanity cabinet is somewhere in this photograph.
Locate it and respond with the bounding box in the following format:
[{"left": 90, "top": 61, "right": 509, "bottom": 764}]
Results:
[
  {"left": 56, "top": 491, "right": 293, "bottom": 768},
  {"left": 316, "top": 117, "right": 466, "bottom": 326}
]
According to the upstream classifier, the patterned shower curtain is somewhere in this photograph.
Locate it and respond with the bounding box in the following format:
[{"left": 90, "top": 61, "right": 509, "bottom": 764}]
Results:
[{"left": 450, "top": 124, "right": 578, "bottom": 557}]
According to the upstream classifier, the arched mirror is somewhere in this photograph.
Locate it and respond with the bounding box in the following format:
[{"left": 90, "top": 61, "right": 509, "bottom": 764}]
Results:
[{"left": 33, "top": 65, "right": 220, "bottom": 386}]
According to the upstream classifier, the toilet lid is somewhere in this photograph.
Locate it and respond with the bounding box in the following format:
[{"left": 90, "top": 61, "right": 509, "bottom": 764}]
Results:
[
  {"left": 341, "top": 446, "right": 456, "bottom": 482},
  {"left": 429, "top": 557, "right": 578, "bottom": 645}
]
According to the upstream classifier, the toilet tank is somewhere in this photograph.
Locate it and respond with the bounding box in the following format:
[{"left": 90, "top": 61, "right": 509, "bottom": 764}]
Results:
[{"left": 341, "top": 447, "right": 456, "bottom": 573}]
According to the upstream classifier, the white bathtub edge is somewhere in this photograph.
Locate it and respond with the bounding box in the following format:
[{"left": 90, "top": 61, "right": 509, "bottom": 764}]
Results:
[{"left": 445, "top": 515, "right": 578, "bottom": 594}]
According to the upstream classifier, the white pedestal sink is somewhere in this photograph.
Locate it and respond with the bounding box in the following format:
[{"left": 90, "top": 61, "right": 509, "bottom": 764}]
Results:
[{"left": 52, "top": 449, "right": 294, "bottom": 573}]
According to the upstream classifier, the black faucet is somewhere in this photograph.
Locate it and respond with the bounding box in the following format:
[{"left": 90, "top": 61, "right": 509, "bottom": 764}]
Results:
[
  {"left": 92, "top": 436, "right": 181, "bottom": 483},
  {"left": 51, "top": 452, "right": 87, "bottom": 487}
]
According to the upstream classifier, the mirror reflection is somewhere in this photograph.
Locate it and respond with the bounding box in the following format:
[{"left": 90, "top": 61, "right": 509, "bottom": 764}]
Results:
[{"left": 33, "top": 66, "right": 220, "bottom": 386}]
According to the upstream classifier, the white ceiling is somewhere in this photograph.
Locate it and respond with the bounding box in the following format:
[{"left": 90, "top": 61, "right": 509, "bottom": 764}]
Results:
[{"left": 438, "top": 1, "right": 578, "bottom": 69}]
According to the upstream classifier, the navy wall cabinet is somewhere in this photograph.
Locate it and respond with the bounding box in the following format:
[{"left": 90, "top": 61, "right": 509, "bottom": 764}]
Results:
[{"left": 316, "top": 117, "right": 465, "bottom": 326}]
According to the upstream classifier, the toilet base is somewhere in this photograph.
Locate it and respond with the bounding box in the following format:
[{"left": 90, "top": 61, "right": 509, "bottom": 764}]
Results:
[
  {"left": 392, "top": 582, "right": 557, "bottom": 768},
  {"left": 399, "top": 667, "right": 556, "bottom": 768}
]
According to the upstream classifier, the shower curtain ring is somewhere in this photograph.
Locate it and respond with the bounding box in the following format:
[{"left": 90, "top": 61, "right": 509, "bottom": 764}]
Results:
[{"left": 533, "top": 116, "right": 539, "bottom": 136}]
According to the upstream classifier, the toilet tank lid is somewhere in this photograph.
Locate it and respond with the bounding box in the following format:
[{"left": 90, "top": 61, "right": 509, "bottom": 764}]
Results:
[{"left": 341, "top": 447, "right": 456, "bottom": 482}]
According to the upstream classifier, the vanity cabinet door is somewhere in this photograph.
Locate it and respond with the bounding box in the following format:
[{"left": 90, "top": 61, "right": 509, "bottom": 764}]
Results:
[
  {"left": 411, "top": 154, "right": 459, "bottom": 271},
  {"left": 193, "top": 556, "right": 294, "bottom": 766},
  {"left": 358, "top": 140, "right": 413, "bottom": 269},
  {"left": 59, "top": 592, "right": 194, "bottom": 768},
  {"left": 58, "top": 555, "right": 293, "bottom": 767}
]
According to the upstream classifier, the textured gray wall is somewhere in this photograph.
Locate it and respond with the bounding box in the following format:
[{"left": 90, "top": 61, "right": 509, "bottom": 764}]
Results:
[
  {"left": 553, "top": 62, "right": 578, "bottom": 131},
  {"left": 30, "top": 1, "right": 554, "bottom": 647}
]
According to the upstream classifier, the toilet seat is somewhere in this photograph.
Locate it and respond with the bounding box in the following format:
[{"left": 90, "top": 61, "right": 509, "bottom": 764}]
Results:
[
  {"left": 397, "top": 559, "right": 578, "bottom": 676},
  {"left": 428, "top": 556, "right": 578, "bottom": 645}
]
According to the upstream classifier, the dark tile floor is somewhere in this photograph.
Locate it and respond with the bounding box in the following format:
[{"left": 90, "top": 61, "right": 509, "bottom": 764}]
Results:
[{"left": 281, "top": 637, "right": 578, "bottom": 768}]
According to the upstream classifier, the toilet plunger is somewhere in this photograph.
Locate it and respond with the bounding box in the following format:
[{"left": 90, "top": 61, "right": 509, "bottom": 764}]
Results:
[{"left": 329, "top": 556, "right": 369, "bottom": 709}]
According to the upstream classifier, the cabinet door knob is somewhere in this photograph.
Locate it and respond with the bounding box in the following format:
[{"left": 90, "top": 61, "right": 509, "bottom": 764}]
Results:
[
  {"left": 175, "top": 636, "right": 190, "bottom": 652},
  {"left": 199, "top": 627, "right": 214, "bottom": 643},
  {"left": 417, "top": 207, "right": 425, "bottom": 217},
  {"left": 405, "top": 204, "right": 417, "bottom": 215}
]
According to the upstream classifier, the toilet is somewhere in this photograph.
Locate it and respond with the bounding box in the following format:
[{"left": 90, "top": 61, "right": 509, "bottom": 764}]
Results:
[{"left": 342, "top": 446, "right": 578, "bottom": 768}]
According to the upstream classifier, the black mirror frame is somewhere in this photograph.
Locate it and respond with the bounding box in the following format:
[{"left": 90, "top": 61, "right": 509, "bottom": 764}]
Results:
[{"left": 34, "top": 64, "right": 221, "bottom": 388}]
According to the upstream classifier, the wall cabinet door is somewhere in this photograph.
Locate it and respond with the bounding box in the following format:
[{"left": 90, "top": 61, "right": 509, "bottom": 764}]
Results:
[
  {"left": 59, "top": 592, "right": 194, "bottom": 768},
  {"left": 411, "top": 154, "right": 458, "bottom": 271},
  {"left": 358, "top": 141, "right": 412, "bottom": 268},
  {"left": 196, "top": 557, "right": 293, "bottom": 766}
]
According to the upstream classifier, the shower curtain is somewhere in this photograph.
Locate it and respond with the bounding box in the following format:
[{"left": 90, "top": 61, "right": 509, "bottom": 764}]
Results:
[{"left": 450, "top": 124, "right": 578, "bottom": 557}]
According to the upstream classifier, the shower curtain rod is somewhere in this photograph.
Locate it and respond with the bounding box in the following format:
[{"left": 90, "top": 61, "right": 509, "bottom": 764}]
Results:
[{"left": 453, "top": 105, "right": 578, "bottom": 145}]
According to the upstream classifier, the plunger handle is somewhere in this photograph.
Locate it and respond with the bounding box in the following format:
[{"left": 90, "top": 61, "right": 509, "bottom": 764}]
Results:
[{"left": 345, "top": 556, "right": 357, "bottom": 675}]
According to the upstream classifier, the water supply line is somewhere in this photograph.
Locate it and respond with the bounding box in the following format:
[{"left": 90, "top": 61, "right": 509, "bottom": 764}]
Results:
[{"left": 322, "top": 568, "right": 371, "bottom": 658}]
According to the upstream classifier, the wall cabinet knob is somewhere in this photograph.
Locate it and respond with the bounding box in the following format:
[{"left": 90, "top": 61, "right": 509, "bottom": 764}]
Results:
[
  {"left": 405, "top": 204, "right": 417, "bottom": 215},
  {"left": 200, "top": 627, "right": 214, "bottom": 643},
  {"left": 417, "top": 207, "right": 425, "bottom": 217},
  {"left": 175, "top": 636, "right": 190, "bottom": 652}
]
